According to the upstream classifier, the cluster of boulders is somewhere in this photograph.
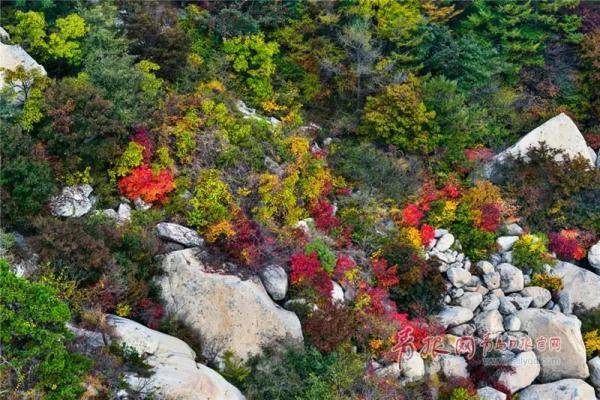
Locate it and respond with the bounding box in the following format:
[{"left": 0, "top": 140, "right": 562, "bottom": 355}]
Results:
[{"left": 427, "top": 226, "right": 600, "bottom": 399}]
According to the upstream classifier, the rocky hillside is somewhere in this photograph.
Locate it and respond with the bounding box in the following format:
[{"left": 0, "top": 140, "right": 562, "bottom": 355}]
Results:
[{"left": 1, "top": 2, "right": 600, "bottom": 400}]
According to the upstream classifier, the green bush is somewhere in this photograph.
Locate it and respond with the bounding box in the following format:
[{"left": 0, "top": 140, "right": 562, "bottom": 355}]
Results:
[
  {"left": 512, "top": 233, "right": 554, "bottom": 274},
  {"left": 0, "top": 259, "right": 91, "bottom": 399},
  {"left": 305, "top": 239, "right": 337, "bottom": 274},
  {"left": 242, "top": 346, "right": 365, "bottom": 400}
]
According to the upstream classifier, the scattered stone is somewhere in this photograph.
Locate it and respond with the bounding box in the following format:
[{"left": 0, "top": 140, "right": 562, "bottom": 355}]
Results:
[
  {"left": 588, "top": 241, "right": 600, "bottom": 273},
  {"left": 259, "top": 265, "right": 288, "bottom": 301},
  {"left": 480, "top": 293, "right": 500, "bottom": 311},
  {"left": 375, "top": 362, "right": 400, "bottom": 379},
  {"left": 50, "top": 184, "right": 95, "bottom": 217},
  {"left": 520, "top": 286, "right": 551, "bottom": 308},
  {"left": 400, "top": 352, "right": 425, "bottom": 383},
  {"left": 477, "top": 386, "right": 507, "bottom": 400},
  {"left": 477, "top": 260, "right": 495, "bottom": 275},
  {"left": 518, "top": 379, "right": 596, "bottom": 400},
  {"left": 496, "top": 236, "right": 519, "bottom": 252},
  {"left": 474, "top": 310, "right": 504, "bottom": 336},
  {"left": 504, "top": 315, "right": 521, "bottom": 331},
  {"left": 490, "top": 253, "right": 503, "bottom": 266},
  {"left": 496, "top": 263, "right": 524, "bottom": 293},
  {"left": 588, "top": 357, "right": 600, "bottom": 390},
  {"left": 134, "top": 197, "right": 152, "bottom": 210},
  {"left": 331, "top": 281, "right": 344, "bottom": 303},
  {"left": 450, "top": 287, "right": 464, "bottom": 299},
  {"left": 496, "top": 351, "right": 540, "bottom": 393},
  {"left": 435, "top": 229, "right": 449, "bottom": 238},
  {"left": 553, "top": 261, "right": 600, "bottom": 314},
  {"left": 439, "top": 355, "right": 469, "bottom": 380},
  {"left": 156, "top": 223, "right": 204, "bottom": 248},
  {"left": 118, "top": 203, "right": 132, "bottom": 221},
  {"left": 156, "top": 249, "right": 303, "bottom": 362},
  {"left": 501, "top": 251, "right": 513, "bottom": 264},
  {"left": 504, "top": 223, "right": 524, "bottom": 236},
  {"left": 517, "top": 309, "right": 589, "bottom": 381},
  {"left": 490, "top": 288, "right": 505, "bottom": 298},
  {"left": 107, "top": 316, "right": 246, "bottom": 400},
  {"left": 435, "top": 306, "right": 474, "bottom": 329},
  {"left": 448, "top": 324, "right": 476, "bottom": 337},
  {"left": 435, "top": 233, "right": 455, "bottom": 252},
  {"left": 507, "top": 294, "right": 532, "bottom": 310},
  {"left": 498, "top": 297, "right": 517, "bottom": 315},
  {"left": 447, "top": 267, "right": 472, "bottom": 288},
  {"left": 483, "top": 271, "right": 501, "bottom": 289},
  {"left": 454, "top": 292, "right": 483, "bottom": 312}
]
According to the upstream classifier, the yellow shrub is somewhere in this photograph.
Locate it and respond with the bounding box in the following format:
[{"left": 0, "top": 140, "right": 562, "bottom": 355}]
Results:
[{"left": 584, "top": 330, "right": 600, "bottom": 359}]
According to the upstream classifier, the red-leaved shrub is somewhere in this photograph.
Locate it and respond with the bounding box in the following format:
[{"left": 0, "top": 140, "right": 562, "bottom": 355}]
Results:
[
  {"left": 478, "top": 203, "right": 502, "bottom": 232},
  {"left": 549, "top": 229, "right": 595, "bottom": 261},
  {"left": 401, "top": 203, "right": 424, "bottom": 226},
  {"left": 420, "top": 224, "right": 435, "bottom": 245},
  {"left": 372, "top": 257, "right": 399, "bottom": 289},
  {"left": 290, "top": 252, "right": 333, "bottom": 297},
  {"left": 118, "top": 165, "right": 175, "bottom": 203},
  {"left": 309, "top": 197, "right": 340, "bottom": 232},
  {"left": 132, "top": 126, "right": 154, "bottom": 163}
]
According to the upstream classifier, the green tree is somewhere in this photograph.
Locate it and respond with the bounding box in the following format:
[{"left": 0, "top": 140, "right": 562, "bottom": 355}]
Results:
[
  {"left": 359, "top": 74, "right": 435, "bottom": 152},
  {"left": 7, "top": 11, "right": 87, "bottom": 66},
  {"left": 0, "top": 259, "right": 91, "bottom": 399},
  {"left": 459, "top": 0, "right": 582, "bottom": 73},
  {"left": 223, "top": 33, "right": 279, "bottom": 104}
]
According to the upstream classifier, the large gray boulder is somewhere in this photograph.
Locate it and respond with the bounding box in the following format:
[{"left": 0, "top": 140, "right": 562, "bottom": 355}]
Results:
[
  {"left": 50, "top": 184, "right": 95, "bottom": 217},
  {"left": 107, "top": 315, "right": 245, "bottom": 400},
  {"left": 156, "top": 222, "right": 204, "bottom": 248},
  {"left": 156, "top": 249, "right": 303, "bottom": 362},
  {"left": 517, "top": 309, "right": 589, "bottom": 382},
  {"left": 482, "top": 113, "right": 595, "bottom": 179},
  {"left": 518, "top": 379, "right": 596, "bottom": 400},
  {"left": 552, "top": 261, "right": 600, "bottom": 314}
]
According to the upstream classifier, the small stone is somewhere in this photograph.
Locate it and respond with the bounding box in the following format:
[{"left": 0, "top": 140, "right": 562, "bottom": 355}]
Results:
[
  {"left": 507, "top": 294, "right": 533, "bottom": 310},
  {"left": 435, "top": 306, "right": 474, "bottom": 329},
  {"left": 589, "top": 357, "right": 600, "bottom": 390},
  {"left": 477, "top": 386, "right": 507, "bottom": 400},
  {"left": 499, "top": 297, "right": 518, "bottom": 315},
  {"left": 156, "top": 222, "right": 204, "bottom": 248},
  {"left": 50, "top": 184, "right": 95, "bottom": 217},
  {"left": 496, "top": 263, "right": 524, "bottom": 293},
  {"left": 490, "top": 253, "right": 503, "bottom": 266},
  {"left": 447, "top": 267, "right": 471, "bottom": 288},
  {"left": 504, "top": 223, "right": 524, "bottom": 236},
  {"left": 435, "top": 233, "right": 455, "bottom": 252},
  {"left": 474, "top": 310, "right": 504, "bottom": 336},
  {"left": 439, "top": 355, "right": 469, "bottom": 379},
  {"left": 477, "top": 260, "right": 495, "bottom": 275},
  {"left": 454, "top": 292, "right": 483, "bottom": 312},
  {"left": 490, "top": 288, "right": 505, "bottom": 298},
  {"left": 588, "top": 241, "right": 600, "bottom": 272},
  {"left": 448, "top": 324, "right": 476, "bottom": 337},
  {"left": 496, "top": 236, "right": 519, "bottom": 252},
  {"left": 450, "top": 288, "right": 464, "bottom": 299},
  {"left": 520, "top": 286, "right": 551, "bottom": 308},
  {"left": 134, "top": 197, "right": 152, "bottom": 210},
  {"left": 259, "top": 265, "right": 288, "bottom": 301},
  {"left": 502, "top": 251, "right": 513, "bottom": 264},
  {"left": 480, "top": 293, "right": 500, "bottom": 311},
  {"left": 434, "top": 229, "right": 448, "bottom": 238},
  {"left": 117, "top": 203, "right": 132, "bottom": 221},
  {"left": 504, "top": 315, "right": 521, "bottom": 331},
  {"left": 400, "top": 352, "right": 425, "bottom": 383},
  {"left": 483, "top": 271, "right": 501, "bottom": 289},
  {"left": 331, "top": 281, "right": 344, "bottom": 303}
]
